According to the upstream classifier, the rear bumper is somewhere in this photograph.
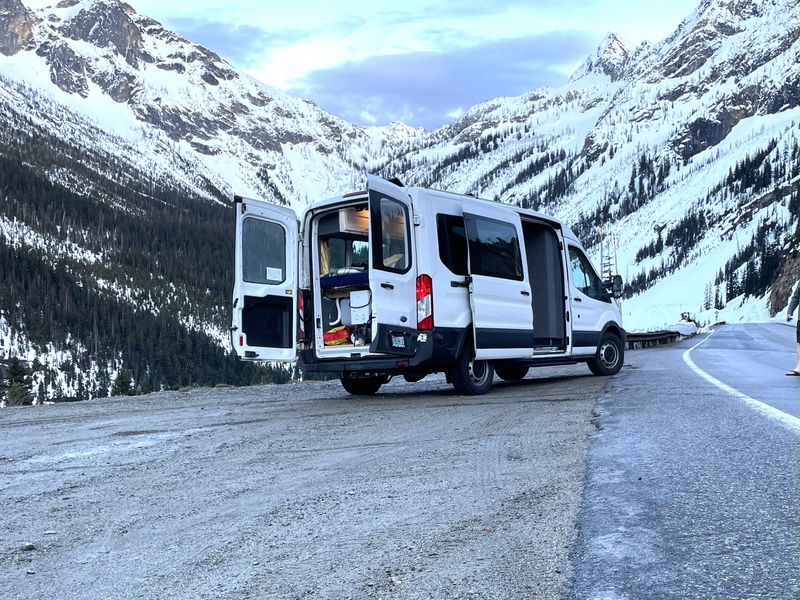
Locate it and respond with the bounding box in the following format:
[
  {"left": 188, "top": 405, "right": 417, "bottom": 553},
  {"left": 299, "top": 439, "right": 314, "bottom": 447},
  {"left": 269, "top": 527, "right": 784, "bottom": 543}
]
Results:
[{"left": 301, "top": 326, "right": 467, "bottom": 374}]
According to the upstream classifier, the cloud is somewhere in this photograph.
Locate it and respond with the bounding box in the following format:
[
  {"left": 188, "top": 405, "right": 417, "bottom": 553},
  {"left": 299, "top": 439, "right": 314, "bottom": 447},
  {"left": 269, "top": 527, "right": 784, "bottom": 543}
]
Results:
[
  {"left": 290, "top": 31, "right": 597, "bottom": 130},
  {"left": 163, "top": 17, "right": 312, "bottom": 67}
]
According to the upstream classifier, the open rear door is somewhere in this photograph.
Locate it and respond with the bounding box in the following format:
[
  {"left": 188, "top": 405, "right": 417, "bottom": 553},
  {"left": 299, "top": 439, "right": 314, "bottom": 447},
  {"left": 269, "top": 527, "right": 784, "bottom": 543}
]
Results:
[
  {"left": 464, "top": 204, "right": 535, "bottom": 360},
  {"left": 231, "top": 196, "right": 298, "bottom": 362},
  {"left": 367, "top": 174, "right": 418, "bottom": 356}
]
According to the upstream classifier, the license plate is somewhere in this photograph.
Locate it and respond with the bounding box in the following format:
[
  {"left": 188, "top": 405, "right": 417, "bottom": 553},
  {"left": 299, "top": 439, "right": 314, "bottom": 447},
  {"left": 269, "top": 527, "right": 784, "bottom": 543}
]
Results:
[{"left": 391, "top": 334, "right": 406, "bottom": 349}]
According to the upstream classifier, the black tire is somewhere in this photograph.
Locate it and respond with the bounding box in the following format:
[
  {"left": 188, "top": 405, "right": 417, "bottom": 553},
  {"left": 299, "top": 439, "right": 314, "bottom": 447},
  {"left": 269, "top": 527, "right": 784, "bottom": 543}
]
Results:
[
  {"left": 449, "top": 347, "right": 494, "bottom": 395},
  {"left": 494, "top": 363, "right": 529, "bottom": 381},
  {"left": 588, "top": 333, "right": 624, "bottom": 376},
  {"left": 340, "top": 375, "right": 384, "bottom": 395}
]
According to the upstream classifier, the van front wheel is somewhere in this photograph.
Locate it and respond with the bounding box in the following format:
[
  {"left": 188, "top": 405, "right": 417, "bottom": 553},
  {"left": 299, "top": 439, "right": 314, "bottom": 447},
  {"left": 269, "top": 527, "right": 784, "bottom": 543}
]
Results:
[
  {"left": 340, "top": 375, "right": 384, "bottom": 395},
  {"left": 450, "top": 348, "right": 494, "bottom": 395},
  {"left": 588, "top": 333, "right": 624, "bottom": 376}
]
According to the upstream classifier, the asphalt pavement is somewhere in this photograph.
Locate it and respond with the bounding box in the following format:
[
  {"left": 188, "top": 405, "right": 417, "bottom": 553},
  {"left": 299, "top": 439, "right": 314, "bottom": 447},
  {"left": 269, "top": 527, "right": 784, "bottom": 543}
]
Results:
[
  {"left": 685, "top": 322, "right": 799, "bottom": 419},
  {"left": 571, "top": 324, "right": 799, "bottom": 600}
]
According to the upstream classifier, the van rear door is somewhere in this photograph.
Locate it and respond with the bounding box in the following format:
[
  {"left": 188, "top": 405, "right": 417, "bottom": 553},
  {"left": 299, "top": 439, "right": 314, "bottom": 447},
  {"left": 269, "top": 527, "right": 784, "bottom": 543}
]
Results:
[
  {"left": 464, "top": 205, "right": 535, "bottom": 360},
  {"left": 367, "top": 174, "right": 418, "bottom": 356},
  {"left": 231, "top": 196, "right": 298, "bottom": 362}
]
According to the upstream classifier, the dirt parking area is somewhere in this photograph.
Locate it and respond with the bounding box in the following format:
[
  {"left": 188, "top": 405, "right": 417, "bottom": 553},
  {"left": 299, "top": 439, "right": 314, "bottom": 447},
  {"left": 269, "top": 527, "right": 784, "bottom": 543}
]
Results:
[{"left": 0, "top": 366, "right": 609, "bottom": 599}]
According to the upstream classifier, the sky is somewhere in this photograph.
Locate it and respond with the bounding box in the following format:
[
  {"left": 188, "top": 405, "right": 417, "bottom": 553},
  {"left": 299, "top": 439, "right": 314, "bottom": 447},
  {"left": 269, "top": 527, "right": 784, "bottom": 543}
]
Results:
[{"left": 129, "top": 0, "right": 701, "bottom": 130}]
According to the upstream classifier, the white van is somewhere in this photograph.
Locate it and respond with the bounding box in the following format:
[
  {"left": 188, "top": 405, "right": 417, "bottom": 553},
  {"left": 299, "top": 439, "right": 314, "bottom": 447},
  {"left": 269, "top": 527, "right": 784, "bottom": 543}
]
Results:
[{"left": 231, "top": 174, "right": 625, "bottom": 395}]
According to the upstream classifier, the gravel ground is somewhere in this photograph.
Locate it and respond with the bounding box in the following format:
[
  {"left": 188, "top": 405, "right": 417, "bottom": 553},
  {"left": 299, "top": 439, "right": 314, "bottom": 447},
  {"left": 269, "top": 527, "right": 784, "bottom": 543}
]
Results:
[{"left": 0, "top": 364, "right": 609, "bottom": 600}]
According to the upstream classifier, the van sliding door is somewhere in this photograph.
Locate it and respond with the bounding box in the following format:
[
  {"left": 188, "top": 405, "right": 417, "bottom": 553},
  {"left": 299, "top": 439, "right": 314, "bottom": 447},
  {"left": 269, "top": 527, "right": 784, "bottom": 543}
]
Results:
[{"left": 464, "top": 205, "right": 535, "bottom": 360}]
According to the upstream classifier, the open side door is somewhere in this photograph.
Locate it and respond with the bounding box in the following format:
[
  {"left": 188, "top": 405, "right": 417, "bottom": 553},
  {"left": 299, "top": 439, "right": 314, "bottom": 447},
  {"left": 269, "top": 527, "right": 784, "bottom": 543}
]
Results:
[
  {"left": 464, "top": 204, "right": 535, "bottom": 360},
  {"left": 366, "top": 174, "right": 418, "bottom": 356},
  {"left": 231, "top": 196, "right": 298, "bottom": 362}
]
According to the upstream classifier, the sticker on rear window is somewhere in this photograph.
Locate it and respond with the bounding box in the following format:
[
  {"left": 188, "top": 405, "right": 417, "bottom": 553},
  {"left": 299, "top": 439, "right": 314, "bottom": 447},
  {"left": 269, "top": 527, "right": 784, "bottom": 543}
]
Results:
[{"left": 266, "top": 267, "right": 283, "bottom": 281}]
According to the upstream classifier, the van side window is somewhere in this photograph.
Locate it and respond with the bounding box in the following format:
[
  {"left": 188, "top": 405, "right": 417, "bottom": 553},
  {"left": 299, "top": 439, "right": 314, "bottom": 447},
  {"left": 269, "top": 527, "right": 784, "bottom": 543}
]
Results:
[
  {"left": 568, "top": 246, "right": 602, "bottom": 299},
  {"left": 242, "top": 217, "right": 286, "bottom": 284},
  {"left": 436, "top": 214, "right": 468, "bottom": 275},
  {"left": 371, "top": 194, "right": 411, "bottom": 273},
  {"left": 466, "top": 217, "right": 523, "bottom": 281}
]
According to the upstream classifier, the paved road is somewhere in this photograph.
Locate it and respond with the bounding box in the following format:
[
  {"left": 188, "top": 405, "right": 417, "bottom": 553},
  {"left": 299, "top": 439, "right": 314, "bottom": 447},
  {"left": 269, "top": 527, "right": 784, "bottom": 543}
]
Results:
[
  {"left": 572, "top": 325, "right": 799, "bottom": 600},
  {"left": 1, "top": 366, "right": 605, "bottom": 600},
  {"left": 686, "top": 322, "right": 799, "bottom": 419}
]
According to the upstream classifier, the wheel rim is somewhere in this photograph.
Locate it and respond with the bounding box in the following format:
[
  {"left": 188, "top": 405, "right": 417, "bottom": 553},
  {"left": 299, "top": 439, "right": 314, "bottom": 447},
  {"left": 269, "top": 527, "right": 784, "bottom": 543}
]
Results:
[
  {"left": 599, "top": 341, "right": 619, "bottom": 370},
  {"left": 468, "top": 358, "right": 490, "bottom": 386}
]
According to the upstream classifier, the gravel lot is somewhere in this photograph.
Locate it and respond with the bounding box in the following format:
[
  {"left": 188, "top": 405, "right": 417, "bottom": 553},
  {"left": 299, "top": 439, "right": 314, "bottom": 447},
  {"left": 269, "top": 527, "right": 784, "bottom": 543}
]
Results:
[{"left": 0, "top": 365, "right": 608, "bottom": 600}]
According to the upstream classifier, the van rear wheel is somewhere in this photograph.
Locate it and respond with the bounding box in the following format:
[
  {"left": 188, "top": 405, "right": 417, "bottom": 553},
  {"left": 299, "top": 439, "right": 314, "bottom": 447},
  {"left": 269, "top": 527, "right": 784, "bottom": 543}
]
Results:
[
  {"left": 588, "top": 333, "right": 624, "bottom": 376},
  {"left": 340, "top": 375, "right": 384, "bottom": 395},
  {"left": 450, "top": 347, "right": 494, "bottom": 395}
]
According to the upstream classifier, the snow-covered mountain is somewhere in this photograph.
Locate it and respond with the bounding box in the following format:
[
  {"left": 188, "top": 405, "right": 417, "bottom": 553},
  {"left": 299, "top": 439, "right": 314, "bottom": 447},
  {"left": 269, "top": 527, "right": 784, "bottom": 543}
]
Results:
[
  {"left": 0, "top": 0, "right": 797, "bottom": 399},
  {"left": 0, "top": 0, "right": 426, "bottom": 207}
]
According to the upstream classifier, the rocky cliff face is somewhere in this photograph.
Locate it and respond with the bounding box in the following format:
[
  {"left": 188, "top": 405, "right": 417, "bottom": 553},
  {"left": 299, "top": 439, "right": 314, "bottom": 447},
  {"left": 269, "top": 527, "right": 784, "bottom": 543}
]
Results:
[
  {"left": 0, "top": 0, "right": 36, "bottom": 55},
  {"left": 61, "top": 0, "right": 146, "bottom": 66}
]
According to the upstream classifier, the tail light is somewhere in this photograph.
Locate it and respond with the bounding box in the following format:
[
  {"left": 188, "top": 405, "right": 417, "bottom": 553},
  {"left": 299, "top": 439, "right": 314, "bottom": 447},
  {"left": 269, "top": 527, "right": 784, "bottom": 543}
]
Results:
[
  {"left": 416, "top": 274, "right": 433, "bottom": 331},
  {"left": 298, "top": 289, "right": 306, "bottom": 340}
]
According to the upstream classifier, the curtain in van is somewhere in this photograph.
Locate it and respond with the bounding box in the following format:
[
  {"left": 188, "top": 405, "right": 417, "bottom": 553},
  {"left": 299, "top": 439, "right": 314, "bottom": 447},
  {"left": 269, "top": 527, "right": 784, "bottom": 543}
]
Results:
[{"left": 523, "top": 224, "right": 566, "bottom": 345}]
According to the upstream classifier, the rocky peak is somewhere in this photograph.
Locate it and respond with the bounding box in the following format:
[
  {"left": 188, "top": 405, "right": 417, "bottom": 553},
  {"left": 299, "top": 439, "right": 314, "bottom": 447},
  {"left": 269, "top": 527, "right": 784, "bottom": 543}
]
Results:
[
  {"left": 0, "top": 0, "right": 36, "bottom": 56},
  {"left": 653, "top": 0, "right": 768, "bottom": 80},
  {"left": 695, "top": 0, "right": 764, "bottom": 21},
  {"left": 570, "top": 33, "right": 630, "bottom": 82},
  {"left": 59, "top": 0, "right": 148, "bottom": 66}
]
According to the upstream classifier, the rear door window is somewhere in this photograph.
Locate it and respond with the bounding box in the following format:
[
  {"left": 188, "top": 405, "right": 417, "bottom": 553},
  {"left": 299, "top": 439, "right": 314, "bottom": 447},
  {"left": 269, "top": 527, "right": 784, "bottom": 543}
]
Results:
[
  {"left": 372, "top": 195, "right": 411, "bottom": 273},
  {"left": 242, "top": 218, "right": 286, "bottom": 284}
]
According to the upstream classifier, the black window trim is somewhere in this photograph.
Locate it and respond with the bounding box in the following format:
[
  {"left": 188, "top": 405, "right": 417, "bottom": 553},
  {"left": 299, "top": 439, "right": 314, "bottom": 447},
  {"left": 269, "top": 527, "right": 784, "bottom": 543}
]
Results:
[
  {"left": 369, "top": 190, "right": 413, "bottom": 274},
  {"left": 436, "top": 212, "right": 468, "bottom": 276},
  {"left": 241, "top": 216, "right": 288, "bottom": 285}
]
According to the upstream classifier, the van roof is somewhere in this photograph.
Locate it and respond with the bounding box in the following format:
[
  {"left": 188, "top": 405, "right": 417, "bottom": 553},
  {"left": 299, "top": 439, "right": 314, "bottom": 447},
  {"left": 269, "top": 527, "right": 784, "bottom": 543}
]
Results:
[{"left": 306, "top": 185, "right": 580, "bottom": 242}]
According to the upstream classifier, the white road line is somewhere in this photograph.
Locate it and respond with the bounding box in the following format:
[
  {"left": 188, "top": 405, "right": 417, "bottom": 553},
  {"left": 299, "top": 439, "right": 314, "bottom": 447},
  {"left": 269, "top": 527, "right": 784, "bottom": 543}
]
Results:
[{"left": 682, "top": 331, "right": 800, "bottom": 434}]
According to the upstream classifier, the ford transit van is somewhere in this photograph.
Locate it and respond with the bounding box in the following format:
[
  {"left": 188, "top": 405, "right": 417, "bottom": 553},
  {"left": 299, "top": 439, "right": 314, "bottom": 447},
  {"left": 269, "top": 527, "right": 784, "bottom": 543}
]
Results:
[{"left": 232, "top": 174, "right": 625, "bottom": 395}]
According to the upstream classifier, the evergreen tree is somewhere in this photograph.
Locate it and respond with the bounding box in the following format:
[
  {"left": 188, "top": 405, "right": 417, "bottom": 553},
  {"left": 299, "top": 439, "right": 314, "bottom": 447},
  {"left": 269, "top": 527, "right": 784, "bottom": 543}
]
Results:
[
  {"left": 5, "top": 358, "right": 33, "bottom": 406},
  {"left": 111, "top": 371, "right": 134, "bottom": 396}
]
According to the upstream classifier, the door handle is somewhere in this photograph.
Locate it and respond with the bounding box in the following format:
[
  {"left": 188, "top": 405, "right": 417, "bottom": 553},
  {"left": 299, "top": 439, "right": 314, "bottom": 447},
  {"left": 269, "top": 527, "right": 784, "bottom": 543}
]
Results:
[
  {"left": 573, "top": 297, "right": 582, "bottom": 302},
  {"left": 381, "top": 282, "right": 395, "bottom": 290},
  {"left": 521, "top": 290, "right": 530, "bottom": 296},
  {"left": 450, "top": 279, "right": 470, "bottom": 288}
]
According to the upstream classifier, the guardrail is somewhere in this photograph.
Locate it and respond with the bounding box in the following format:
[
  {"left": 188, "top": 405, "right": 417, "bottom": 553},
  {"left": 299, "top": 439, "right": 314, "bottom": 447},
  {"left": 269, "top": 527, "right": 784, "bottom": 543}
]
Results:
[{"left": 627, "top": 330, "right": 685, "bottom": 349}]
